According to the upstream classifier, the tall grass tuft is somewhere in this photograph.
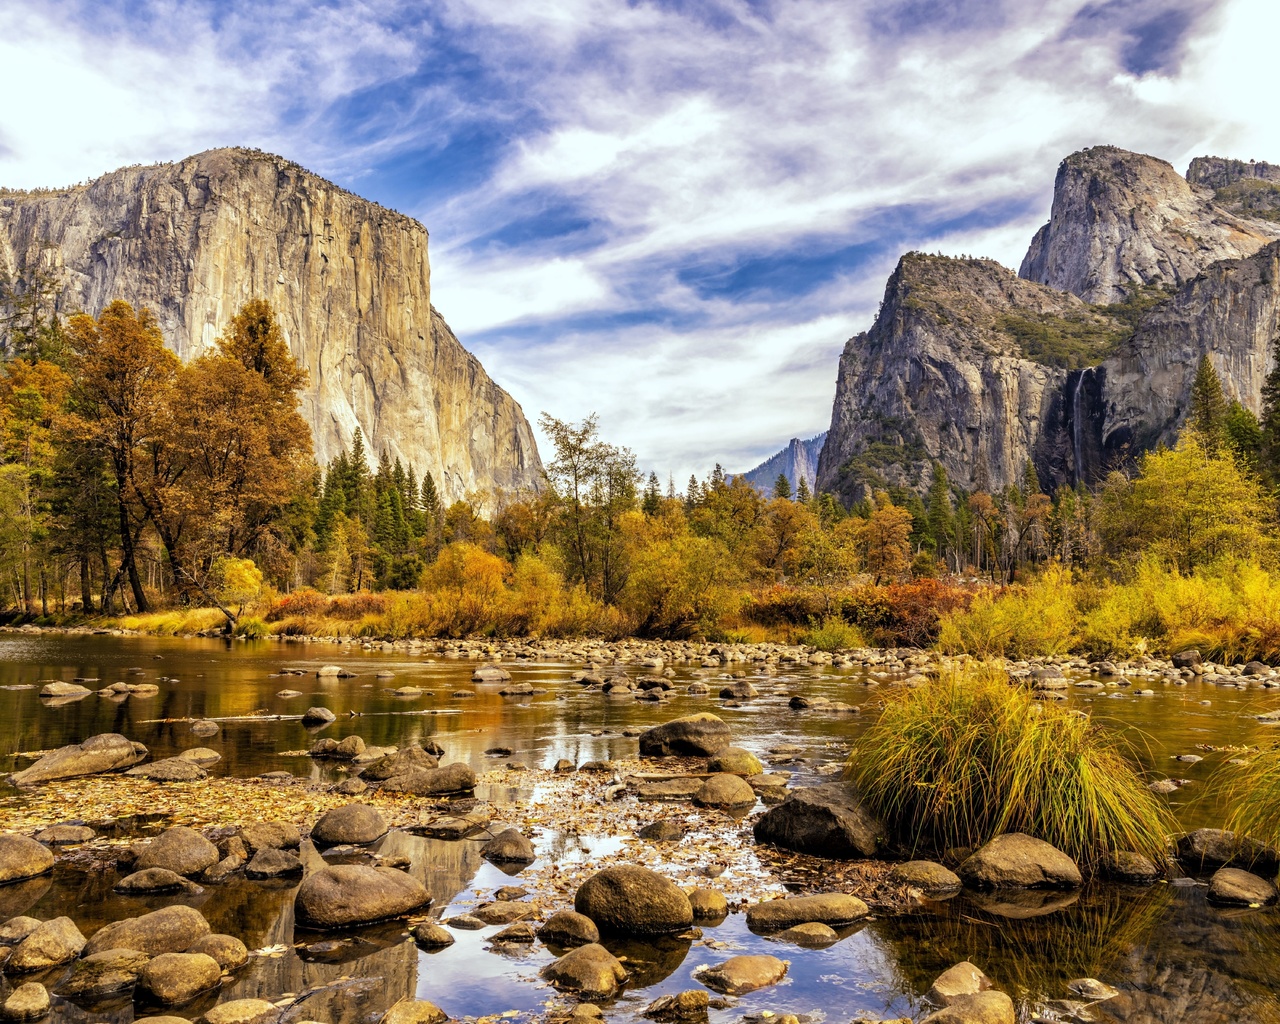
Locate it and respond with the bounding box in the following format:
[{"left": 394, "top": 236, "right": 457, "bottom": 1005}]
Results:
[
  {"left": 1222, "top": 747, "right": 1280, "bottom": 849},
  {"left": 799, "top": 614, "right": 864, "bottom": 652},
  {"left": 847, "top": 666, "right": 1174, "bottom": 867}
]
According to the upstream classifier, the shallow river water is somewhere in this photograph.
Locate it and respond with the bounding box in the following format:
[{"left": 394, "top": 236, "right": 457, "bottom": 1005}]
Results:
[{"left": 3, "top": 634, "right": 1280, "bottom": 1024}]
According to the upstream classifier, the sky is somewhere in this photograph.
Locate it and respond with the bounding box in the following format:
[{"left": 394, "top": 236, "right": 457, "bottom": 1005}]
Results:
[{"left": 1, "top": 0, "right": 1277, "bottom": 481}]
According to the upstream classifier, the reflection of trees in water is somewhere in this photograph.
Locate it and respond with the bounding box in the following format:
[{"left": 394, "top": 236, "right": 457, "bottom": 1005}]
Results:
[{"left": 871, "top": 884, "right": 1280, "bottom": 1023}]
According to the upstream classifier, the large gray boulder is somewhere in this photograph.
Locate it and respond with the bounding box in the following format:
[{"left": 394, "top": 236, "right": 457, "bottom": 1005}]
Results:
[
  {"left": 574, "top": 865, "right": 693, "bottom": 935},
  {"left": 294, "top": 865, "right": 432, "bottom": 928},
  {"left": 135, "top": 827, "right": 220, "bottom": 877},
  {"left": 9, "top": 733, "right": 147, "bottom": 786},
  {"left": 377, "top": 763, "right": 475, "bottom": 797},
  {"left": 0, "top": 835, "right": 55, "bottom": 884},
  {"left": 638, "top": 714, "right": 732, "bottom": 757},
  {"left": 958, "top": 834, "right": 1082, "bottom": 889},
  {"left": 7, "top": 916, "right": 86, "bottom": 972},
  {"left": 83, "top": 905, "right": 211, "bottom": 957},
  {"left": 752, "top": 785, "right": 880, "bottom": 858},
  {"left": 311, "top": 804, "right": 388, "bottom": 846},
  {"left": 745, "top": 893, "right": 868, "bottom": 932}
]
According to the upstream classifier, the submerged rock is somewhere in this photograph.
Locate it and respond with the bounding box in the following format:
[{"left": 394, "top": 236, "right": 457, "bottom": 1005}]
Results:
[
  {"left": 8, "top": 732, "right": 147, "bottom": 786},
  {"left": 575, "top": 865, "right": 693, "bottom": 936},
  {"left": 772, "top": 922, "right": 839, "bottom": 947},
  {"left": 58, "top": 948, "right": 151, "bottom": 999},
  {"left": 927, "top": 962, "right": 992, "bottom": 1005},
  {"left": 115, "top": 868, "right": 199, "bottom": 895}
]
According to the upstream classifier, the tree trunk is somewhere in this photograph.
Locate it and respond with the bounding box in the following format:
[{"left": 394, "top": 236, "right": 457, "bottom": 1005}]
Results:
[{"left": 117, "top": 499, "right": 148, "bottom": 612}]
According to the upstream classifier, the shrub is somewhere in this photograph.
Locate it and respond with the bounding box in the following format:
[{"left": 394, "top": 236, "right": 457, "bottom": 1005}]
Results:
[
  {"left": 936, "top": 565, "right": 1079, "bottom": 658},
  {"left": 325, "top": 592, "right": 388, "bottom": 620},
  {"left": 233, "top": 616, "right": 269, "bottom": 639},
  {"left": 266, "top": 589, "right": 328, "bottom": 621},
  {"left": 847, "top": 667, "right": 1174, "bottom": 866},
  {"left": 800, "top": 615, "right": 864, "bottom": 652}
]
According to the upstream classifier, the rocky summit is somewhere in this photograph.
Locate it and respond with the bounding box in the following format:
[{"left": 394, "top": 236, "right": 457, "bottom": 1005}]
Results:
[
  {"left": 815, "top": 145, "right": 1280, "bottom": 499},
  {"left": 0, "top": 148, "right": 542, "bottom": 501}
]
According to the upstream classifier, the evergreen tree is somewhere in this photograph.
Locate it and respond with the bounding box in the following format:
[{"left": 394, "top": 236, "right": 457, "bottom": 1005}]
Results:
[
  {"left": 420, "top": 471, "right": 441, "bottom": 522},
  {"left": 773, "top": 473, "right": 792, "bottom": 500},
  {"left": 795, "top": 477, "right": 812, "bottom": 504},
  {"left": 641, "top": 471, "right": 662, "bottom": 516},
  {"left": 1023, "top": 459, "right": 1041, "bottom": 496},
  {"left": 1188, "top": 353, "right": 1227, "bottom": 452},
  {"left": 684, "top": 474, "right": 701, "bottom": 511},
  {"left": 926, "top": 462, "right": 954, "bottom": 564},
  {"left": 1225, "top": 400, "right": 1263, "bottom": 472},
  {"left": 1261, "top": 334, "right": 1280, "bottom": 482}
]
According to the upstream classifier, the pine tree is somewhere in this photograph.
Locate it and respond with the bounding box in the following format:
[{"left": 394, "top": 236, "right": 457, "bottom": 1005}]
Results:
[
  {"left": 641, "top": 471, "right": 662, "bottom": 516},
  {"left": 926, "top": 462, "right": 954, "bottom": 564},
  {"left": 1188, "top": 353, "right": 1227, "bottom": 452},
  {"left": 773, "top": 473, "right": 792, "bottom": 500},
  {"left": 795, "top": 477, "right": 812, "bottom": 504},
  {"left": 1261, "top": 335, "right": 1280, "bottom": 482},
  {"left": 420, "top": 471, "right": 441, "bottom": 522},
  {"left": 1023, "top": 459, "right": 1041, "bottom": 497},
  {"left": 684, "top": 474, "right": 701, "bottom": 511},
  {"left": 1225, "top": 400, "right": 1263, "bottom": 471}
]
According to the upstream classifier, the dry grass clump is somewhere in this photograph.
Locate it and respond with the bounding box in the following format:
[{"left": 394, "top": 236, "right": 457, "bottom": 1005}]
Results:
[{"left": 847, "top": 666, "right": 1174, "bottom": 867}]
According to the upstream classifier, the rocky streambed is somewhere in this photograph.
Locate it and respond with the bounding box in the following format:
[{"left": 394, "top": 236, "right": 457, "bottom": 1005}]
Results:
[{"left": 3, "top": 633, "right": 1280, "bottom": 1024}]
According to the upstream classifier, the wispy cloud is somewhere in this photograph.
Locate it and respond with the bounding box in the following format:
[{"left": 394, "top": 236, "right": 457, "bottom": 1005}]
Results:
[{"left": 0, "top": 0, "right": 1270, "bottom": 480}]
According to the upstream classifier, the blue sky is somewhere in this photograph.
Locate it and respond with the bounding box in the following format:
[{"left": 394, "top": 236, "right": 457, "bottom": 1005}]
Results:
[{"left": 1, "top": 0, "right": 1276, "bottom": 480}]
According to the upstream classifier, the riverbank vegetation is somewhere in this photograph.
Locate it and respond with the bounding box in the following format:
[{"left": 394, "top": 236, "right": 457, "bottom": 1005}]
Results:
[{"left": 4, "top": 298, "right": 1280, "bottom": 656}]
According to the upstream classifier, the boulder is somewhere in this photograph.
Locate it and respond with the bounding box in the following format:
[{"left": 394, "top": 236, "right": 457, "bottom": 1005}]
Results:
[
  {"left": 480, "top": 828, "right": 535, "bottom": 864},
  {"left": 58, "top": 948, "right": 150, "bottom": 999},
  {"left": 137, "top": 952, "right": 222, "bottom": 1006},
  {"left": 245, "top": 848, "right": 303, "bottom": 879},
  {"left": 301, "top": 707, "right": 336, "bottom": 725},
  {"left": 921, "top": 992, "right": 1015, "bottom": 1024},
  {"left": 381, "top": 998, "right": 448, "bottom": 1024},
  {"left": 0, "top": 918, "right": 41, "bottom": 944},
  {"left": 637, "top": 820, "right": 685, "bottom": 843},
  {"left": 411, "top": 921, "right": 455, "bottom": 949},
  {"left": 34, "top": 824, "right": 95, "bottom": 845},
  {"left": 1176, "top": 828, "right": 1280, "bottom": 874},
  {"left": 541, "top": 943, "right": 628, "bottom": 1000},
  {"left": 889, "top": 860, "right": 962, "bottom": 894},
  {"left": 0, "top": 835, "right": 54, "bottom": 884},
  {"left": 0, "top": 983, "right": 49, "bottom": 1022},
  {"left": 7, "top": 916, "right": 86, "bottom": 972},
  {"left": 237, "top": 822, "right": 301, "bottom": 855},
  {"left": 135, "top": 827, "right": 220, "bottom": 877},
  {"left": 473, "top": 901, "right": 532, "bottom": 925},
  {"left": 692, "top": 774, "right": 756, "bottom": 810},
  {"left": 745, "top": 893, "right": 868, "bottom": 932},
  {"left": 687, "top": 888, "right": 727, "bottom": 920},
  {"left": 115, "top": 868, "right": 198, "bottom": 895},
  {"left": 1208, "top": 867, "right": 1279, "bottom": 906},
  {"left": 958, "top": 834, "right": 1082, "bottom": 889},
  {"left": 294, "top": 865, "right": 432, "bottom": 928},
  {"left": 638, "top": 714, "right": 732, "bottom": 757},
  {"left": 473, "top": 665, "right": 511, "bottom": 682},
  {"left": 8, "top": 733, "right": 148, "bottom": 785},
  {"left": 643, "top": 991, "right": 709, "bottom": 1021},
  {"left": 309, "top": 735, "right": 366, "bottom": 760},
  {"left": 359, "top": 744, "right": 439, "bottom": 781},
  {"left": 177, "top": 748, "right": 221, "bottom": 765},
  {"left": 574, "top": 865, "right": 693, "bottom": 935},
  {"left": 706, "top": 748, "right": 763, "bottom": 776},
  {"left": 190, "top": 720, "right": 220, "bottom": 737},
  {"left": 718, "top": 681, "right": 759, "bottom": 700},
  {"left": 773, "top": 922, "right": 839, "bottom": 947},
  {"left": 83, "top": 905, "right": 212, "bottom": 957},
  {"left": 1099, "top": 851, "right": 1161, "bottom": 883},
  {"left": 127, "top": 758, "right": 208, "bottom": 782},
  {"left": 752, "top": 785, "right": 880, "bottom": 858},
  {"left": 311, "top": 804, "right": 388, "bottom": 846},
  {"left": 697, "top": 955, "right": 788, "bottom": 995},
  {"left": 378, "top": 763, "right": 476, "bottom": 797},
  {"left": 492, "top": 921, "right": 536, "bottom": 943},
  {"left": 202, "top": 998, "right": 280, "bottom": 1024},
  {"left": 1171, "top": 649, "right": 1202, "bottom": 670},
  {"left": 927, "top": 962, "right": 992, "bottom": 1005},
  {"left": 40, "top": 681, "right": 91, "bottom": 698},
  {"left": 537, "top": 910, "right": 600, "bottom": 948},
  {"left": 188, "top": 933, "right": 249, "bottom": 972}
]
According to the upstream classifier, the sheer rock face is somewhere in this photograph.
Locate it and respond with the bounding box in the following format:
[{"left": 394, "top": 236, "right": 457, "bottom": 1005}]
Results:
[
  {"left": 814, "top": 253, "right": 1121, "bottom": 500},
  {"left": 0, "top": 147, "right": 542, "bottom": 501},
  {"left": 1018, "top": 146, "right": 1280, "bottom": 304}
]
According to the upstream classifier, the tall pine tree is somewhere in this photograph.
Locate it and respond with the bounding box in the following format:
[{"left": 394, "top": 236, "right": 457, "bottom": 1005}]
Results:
[{"left": 1188, "top": 353, "right": 1227, "bottom": 452}]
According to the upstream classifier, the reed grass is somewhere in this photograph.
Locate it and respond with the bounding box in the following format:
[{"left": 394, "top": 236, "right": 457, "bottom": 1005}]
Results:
[
  {"left": 847, "top": 666, "right": 1175, "bottom": 866},
  {"left": 1222, "top": 746, "right": 1280, "bottom": 849}
]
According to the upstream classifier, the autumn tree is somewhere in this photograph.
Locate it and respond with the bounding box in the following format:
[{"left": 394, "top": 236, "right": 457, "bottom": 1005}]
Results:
[{"left": 856, "top": 491, "right": 914, "bottom": 584}]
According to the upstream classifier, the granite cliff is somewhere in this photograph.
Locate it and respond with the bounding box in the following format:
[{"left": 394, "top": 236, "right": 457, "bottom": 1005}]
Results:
[
  {"left": 0, "top": 148, "right": 542, "bottom": 502},
  {"left": 817, "top": 146, "right": 1280, "bottom": 501},
  {"left": 738, "top": 434, "right": 826, "bottom": 495}
]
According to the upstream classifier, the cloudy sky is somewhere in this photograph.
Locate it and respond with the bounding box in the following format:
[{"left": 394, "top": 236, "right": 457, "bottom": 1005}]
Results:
[{"left": 1, "top": 0, "right": 1275, "bottom": 480}]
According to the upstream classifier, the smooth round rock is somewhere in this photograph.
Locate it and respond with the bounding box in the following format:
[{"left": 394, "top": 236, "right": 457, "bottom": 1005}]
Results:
[
  {"left": 115, "top": 868, "right": 193, "bottom": 895},
  {"left": 58, "top": 948, "right": 150, "bottom": 999},
  {"left": 706, "top": 748, "right": 764, "bottom": 776},
  {"left": 411, "top": 921, "right": 455, "bottom": 949},
  {"left": 773, "top": 922, "right": 839, "bottom": 947},
  {"left": 0, "top": 982, "right": 49, "bottom": 1022},
  {"left": 188, "top": 933, "right": 248, "bottom": 972},
  {"left": 83, "top": 906, "right": 212, "bottom": 957},
  {"left": 1099, "top": 850, "right": 1161, "bottom": 883},
  {"left": 480, "top": 828, "right": 535, "bottom": 864},
  {"left": 574, "top": 866, "right": 693, "bottom": 936},
  {"left": 7, "top": 916, "right": 86, "bottom": 972},
  {"left": 638, "top": 714, "right": 732, "bottom": 757},
  {"left": 137, "top": 952, "right": 222, "bottom": 1006},
  {"left": 921, "top": 991, "right": 1015, "bottom": 1024},
  {"left": 541, "top": 943, "right": 628, "bottom": 1000},
  {"left": 34, "top": 825, "right": 95, "bottom": 845},
  {"left": 688, "top": 888, "right": 728, "bottom": 920},
  {"left": 381, "top": 998, "right": 447, "bottom": 1024},
  {"left": 1208, "top": 867, "right": 1279, "bottom": 906},
  {"left": 201, "top": 998, "right": 279, "bottom": 1024},
  {"left": 693, "top": 773, "right": 756, "bottom": 810},
  {"left": 237, "top": 823, "right": 301, "bottom": 855},
  {"left": 246, "top": 848, "right": 303, "bottom": 879},
  {"left": 310, "top": 804, "right": 388, "bottom": 846},
  {"left": 928, "top": 961, "right": 993, "bottom": 1005},
  {"left": 745, "top": 893, "right": 868, "bottom": 932},
  {"left": 537, "top": 910, "right": 600, "bottom": 948},
  {"left": 958, "top": 834, "right": 1082, "bottom": 889},
  {"left": 890, "top": 860, "right": 962, "bottom": 893},
  {"left": 697, "top": 955, "right": 788, "bottom": 995},
  {"left": 135, "top": 827, "right": 220, "bottom": 877},
  {"left": 294, "top": 865, "right": 431, "bottom": 928},
  {"left": 0, "top": 836, "right": 54, "bottom": 885}
]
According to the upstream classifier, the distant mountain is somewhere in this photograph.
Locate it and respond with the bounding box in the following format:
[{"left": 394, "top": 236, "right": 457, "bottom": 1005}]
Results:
[{"left": 738, "top": 434, "right": 826, "bottom": 495}]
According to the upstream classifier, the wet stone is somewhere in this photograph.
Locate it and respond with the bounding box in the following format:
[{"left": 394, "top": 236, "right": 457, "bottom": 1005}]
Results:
[
  {"left": 772, "top": 922, "right": 839, "bottom": 947},
  {"left": 541, "top": 943, "right": 628, "bottom": 1000},
  {"left": 202, "top": 998, "right": 280, "bottom": 1024},
  {"left": 188, "top": 933, "right": 249, "bottom": 972},
  {"left": 538, "top": 910, "right": 600, "bottom": 948},
  {"left": 137, "top": 952, "right": 223, "bottom": 1006},
  {"left": 412, "top": 921, "right": 455, "bottom": 948},
  {"left": 696, "top": 955, "right": 788, "bottom": 995},
  {"left": 0, "top": 982, "right": 49, "bottom": 1022},
  {"left": 381, "top": 998, "right": 448, "bottom": 1024},
  {"left": 58, "top": 948, "right": 151, "bottom": 999},
  {"left": 311, "top": 804, "right": 388, "bottom": 846},
  {"left": 638, "top": 819, "right": 686, "bottom": 843}
]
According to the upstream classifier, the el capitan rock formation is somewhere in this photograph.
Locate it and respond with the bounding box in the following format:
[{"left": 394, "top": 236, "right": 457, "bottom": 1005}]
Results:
[{"left": 0, "top": 147, "right": 541, "bottom": 501}]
